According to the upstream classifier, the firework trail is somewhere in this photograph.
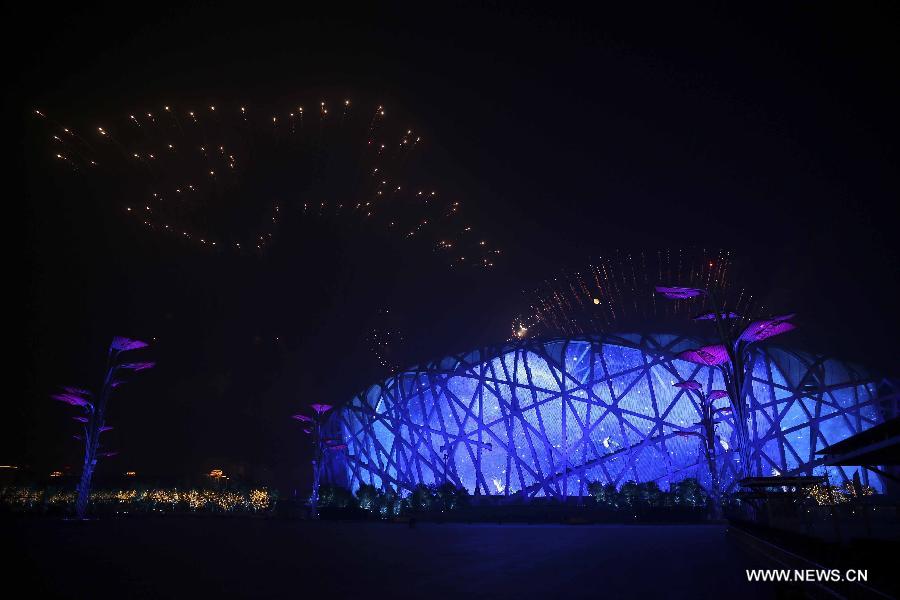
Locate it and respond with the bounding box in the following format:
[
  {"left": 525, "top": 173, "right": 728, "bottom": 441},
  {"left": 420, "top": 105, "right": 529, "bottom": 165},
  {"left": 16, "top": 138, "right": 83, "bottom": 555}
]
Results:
[
  {"left": 511, "top": 248, "right": 763, "bottom": 339},
  {"left": 365, "top": 307, "right": 406, "bottom": 374}
]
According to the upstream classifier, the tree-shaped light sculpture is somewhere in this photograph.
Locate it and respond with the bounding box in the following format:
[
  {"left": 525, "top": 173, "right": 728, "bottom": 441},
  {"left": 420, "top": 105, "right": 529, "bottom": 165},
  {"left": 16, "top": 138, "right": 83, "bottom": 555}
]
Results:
[
  {"left": 52, "top": 336, "right": 154, "bottom": 519},
  {"left": 656, "top": 285, "right": 796, "bottom": 480},
  {"left": 291, "top": 403, "right": 337, "bottom": 520},
  {"left": 673, "top": 382, "right": 731, "bottom": 517}
]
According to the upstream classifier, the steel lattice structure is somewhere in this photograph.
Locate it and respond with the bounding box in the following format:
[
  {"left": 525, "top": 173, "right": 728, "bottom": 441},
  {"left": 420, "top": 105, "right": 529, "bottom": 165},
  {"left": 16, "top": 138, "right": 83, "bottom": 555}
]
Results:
[{"left": 325, "top": 334, "right": 896, "bottom": 498}]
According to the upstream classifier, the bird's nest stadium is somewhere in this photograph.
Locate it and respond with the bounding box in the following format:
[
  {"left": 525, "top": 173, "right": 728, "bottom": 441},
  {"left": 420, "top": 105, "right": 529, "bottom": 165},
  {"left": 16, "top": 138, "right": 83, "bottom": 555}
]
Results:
[{"left": 323, "top": 334, "right": 897, "bottom": 499}]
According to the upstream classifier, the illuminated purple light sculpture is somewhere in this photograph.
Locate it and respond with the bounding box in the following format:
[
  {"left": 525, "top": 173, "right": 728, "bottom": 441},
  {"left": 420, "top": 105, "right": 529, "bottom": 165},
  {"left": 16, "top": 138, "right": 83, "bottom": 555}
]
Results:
[
  {"left": 655, "top": 286, "right": 796, "bottom": 479},
  {"left": 53, "top": 336, "right": 153, "bottom": 519},
  {"left": 292, "top": 403, "right": 336, "bottom": 519}
]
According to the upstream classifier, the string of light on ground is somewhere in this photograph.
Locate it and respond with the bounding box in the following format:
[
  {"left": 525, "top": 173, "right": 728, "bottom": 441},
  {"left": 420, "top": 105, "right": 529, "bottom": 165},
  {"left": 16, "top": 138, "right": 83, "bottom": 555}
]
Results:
[{"left": 1, "top": 486, "right": 275, "bottom": 513}]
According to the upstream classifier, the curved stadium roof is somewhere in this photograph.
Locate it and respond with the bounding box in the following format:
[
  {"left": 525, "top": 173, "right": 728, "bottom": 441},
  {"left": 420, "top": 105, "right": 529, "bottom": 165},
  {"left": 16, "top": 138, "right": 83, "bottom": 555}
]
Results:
[{"left": 325, "top": 333, "right": 892, "bottom": 498}]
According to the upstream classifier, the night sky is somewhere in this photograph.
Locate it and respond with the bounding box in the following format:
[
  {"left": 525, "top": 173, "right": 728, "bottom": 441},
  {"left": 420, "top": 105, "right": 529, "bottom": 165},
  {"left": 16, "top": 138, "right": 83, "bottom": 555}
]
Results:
[{"left": 15, "top": 4, "right": 899, "bottom": 489}]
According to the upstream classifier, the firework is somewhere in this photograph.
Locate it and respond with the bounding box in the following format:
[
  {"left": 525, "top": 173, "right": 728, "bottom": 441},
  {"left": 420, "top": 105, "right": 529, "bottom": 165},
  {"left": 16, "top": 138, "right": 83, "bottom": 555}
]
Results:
[
  {"left": 365, "top": 307, "right": 406, "bottom": 373},
  {"left": 33, "top": 101, "right": 498, "bottom": 268},
  {"left": 512, "top": 248, "right": 762, "bottom": 338}
]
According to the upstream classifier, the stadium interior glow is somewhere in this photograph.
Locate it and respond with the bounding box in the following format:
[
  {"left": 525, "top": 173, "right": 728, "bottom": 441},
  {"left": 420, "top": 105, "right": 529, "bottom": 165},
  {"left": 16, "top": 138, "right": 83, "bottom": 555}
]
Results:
[{"left": 325, "top": 334, "right": 893, "bottom": 499}]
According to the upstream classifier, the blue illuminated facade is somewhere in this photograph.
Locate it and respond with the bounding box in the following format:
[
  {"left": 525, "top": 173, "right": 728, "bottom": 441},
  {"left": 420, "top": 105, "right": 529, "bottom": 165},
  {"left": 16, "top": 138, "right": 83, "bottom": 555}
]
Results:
[{"left": 325, "top": 334, "right": 895, "bottom": 498}]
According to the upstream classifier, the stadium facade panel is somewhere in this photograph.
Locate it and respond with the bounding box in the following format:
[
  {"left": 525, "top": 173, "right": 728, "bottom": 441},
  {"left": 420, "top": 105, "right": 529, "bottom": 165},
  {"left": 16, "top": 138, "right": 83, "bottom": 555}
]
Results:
[{"left": 325, "top": 334, "right": 891, "bottom": 498}]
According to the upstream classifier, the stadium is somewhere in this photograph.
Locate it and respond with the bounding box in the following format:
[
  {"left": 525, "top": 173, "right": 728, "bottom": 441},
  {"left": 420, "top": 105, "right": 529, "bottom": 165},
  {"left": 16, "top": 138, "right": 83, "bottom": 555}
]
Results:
[{"left": 324, "top": 333, "right": 893, "bottom": 499}]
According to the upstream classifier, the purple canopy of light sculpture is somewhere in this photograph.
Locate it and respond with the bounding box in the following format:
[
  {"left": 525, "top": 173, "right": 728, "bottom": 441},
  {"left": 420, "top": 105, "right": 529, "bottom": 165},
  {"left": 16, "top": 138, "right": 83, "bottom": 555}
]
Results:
[
  {"left": 120, "top": 361, "right": 156, "bottom": 371},
  {"left": 707, "top": 390, "right": 729, "bottom": 400},
  {"left": 675, "top": 344, "right": 730, "bottom": 366},
  {"left": 693, "top": 311, "right": 740, "bottom": 321},
  {"left": 310, "top": 403, "right": 333, "bottom": 414},
  {"left": 739, "top": 318, "right": 796, "bottom": 343},
  {"left": 673, "top": 381, "right": 702, "bottom": 390},
  {"left": 72, "top": 416, "right": 89, "bottom": 423},
  {"left": 655, "top": 286, "right": 706, "bottom": 299},
  {"left": 328, "top": 444, "right": 347, "bottom": 451},
  {"left": 292, "top": 414, "right": 313, "bottom": 422},
  {"left": 99, "top": 426, "right": 113, "bottom": 433},
  {"left": 111, "top": 336, "right": 149, "bottom": 352},
  {"left": 52, "top": 393, "right": 91, "bottom": 407},
  {"left": 98, "top": 451, "right": 118, "bottom": 458},
  {"left": 73, "top": 434, "right": 83, "bottom": 441}
]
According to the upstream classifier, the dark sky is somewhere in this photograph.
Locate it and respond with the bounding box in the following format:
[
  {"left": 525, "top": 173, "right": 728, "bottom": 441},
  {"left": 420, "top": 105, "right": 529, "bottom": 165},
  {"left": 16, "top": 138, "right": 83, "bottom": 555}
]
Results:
[{"left": 14, "top": 3, "right": 899, "bottom": 488}]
